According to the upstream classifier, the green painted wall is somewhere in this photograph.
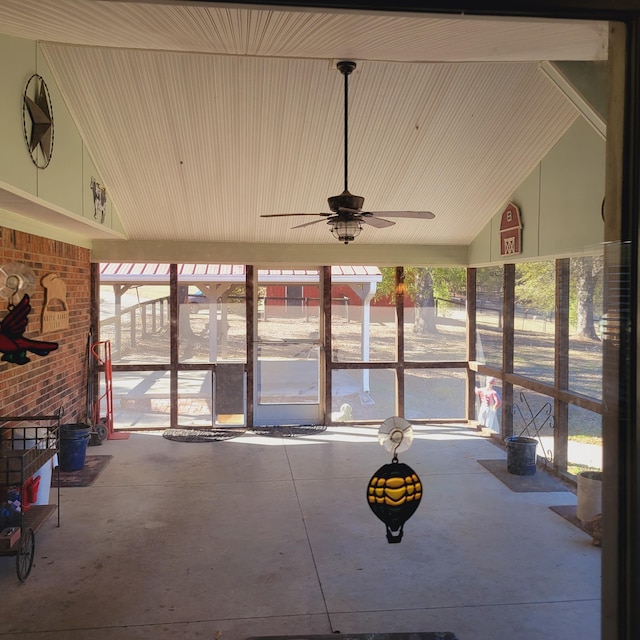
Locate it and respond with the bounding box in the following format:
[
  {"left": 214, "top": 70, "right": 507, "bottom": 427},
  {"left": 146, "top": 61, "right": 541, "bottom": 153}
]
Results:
[
  {"left": 36, "top": 54, "right": 84, "bottom": 216},
  {"left": 539, "top": 117, "right": 605, "bottom": 255},
  {"left": 0, "top": 35, "right": 37, "bottom": 194},
  {"left": 469, "top": 117, "right": 605, "bottom": 265},
  {"left": 0, "top": 35, "right": 124, "bottom": 239}
]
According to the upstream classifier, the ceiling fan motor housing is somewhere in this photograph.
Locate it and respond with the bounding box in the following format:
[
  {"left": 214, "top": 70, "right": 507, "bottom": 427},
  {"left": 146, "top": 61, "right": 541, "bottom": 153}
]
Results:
[{"left": 328, "top": 190, "right": 365, "bottom": 212}]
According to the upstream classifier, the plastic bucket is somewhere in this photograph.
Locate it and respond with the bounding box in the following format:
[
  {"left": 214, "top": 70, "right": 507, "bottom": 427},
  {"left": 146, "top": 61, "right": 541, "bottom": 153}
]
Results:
[
  {"left": 59, "top": 423, "right": 91, "bottom": 472},
  {"left": 505, "top": 436, "right": 538, "bottom": 476},
  {"left": 577, "top": 470, "right": 602, "bottom": 522}
]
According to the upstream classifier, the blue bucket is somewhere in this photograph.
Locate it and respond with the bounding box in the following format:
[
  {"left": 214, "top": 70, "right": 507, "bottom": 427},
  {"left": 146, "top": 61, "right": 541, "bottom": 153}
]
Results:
[{"left": 59, "top": 423, "right": 91, "bottom": 472}]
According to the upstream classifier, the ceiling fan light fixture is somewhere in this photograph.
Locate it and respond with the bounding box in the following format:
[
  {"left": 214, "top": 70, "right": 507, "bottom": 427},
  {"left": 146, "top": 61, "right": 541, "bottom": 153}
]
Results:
[{"left": 330, "top": 218, "right": 362, "bottom": 244}]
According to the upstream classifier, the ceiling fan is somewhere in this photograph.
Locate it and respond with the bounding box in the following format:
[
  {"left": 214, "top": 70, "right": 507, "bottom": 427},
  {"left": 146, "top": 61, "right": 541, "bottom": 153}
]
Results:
[{"left": 260, "top": 60, "right": 435, "bottom": 244}]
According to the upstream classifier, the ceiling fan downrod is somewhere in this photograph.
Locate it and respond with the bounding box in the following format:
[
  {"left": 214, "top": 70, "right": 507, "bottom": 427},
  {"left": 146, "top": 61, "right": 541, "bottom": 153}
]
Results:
[
  {"left": 337, "top": 60, "right": 356, "bottom": 194},
  {"left": 328, "top": 61, "right": 364, "bottom": 214}
]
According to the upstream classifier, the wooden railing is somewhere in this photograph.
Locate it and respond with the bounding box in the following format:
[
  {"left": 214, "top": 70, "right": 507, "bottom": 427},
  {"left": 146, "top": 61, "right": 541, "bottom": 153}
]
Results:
[{"left": 100, "top": 296, "right": 170, "bottom": 356}]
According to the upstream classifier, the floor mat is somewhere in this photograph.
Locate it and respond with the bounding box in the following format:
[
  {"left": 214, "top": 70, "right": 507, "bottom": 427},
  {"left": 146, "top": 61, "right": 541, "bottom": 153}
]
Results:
[
  {"left": 55, "top": 455, "right": 113, "bottom": 487},
  {"left": 162, "top": 424, "right": 327, "bottom": 442},
  {"left": 549, "top": 504, "right": 590, "bottom": 535},
  {"left": 250, "top": 424, "right": 327, "bottom": 437},
  {"left": 478, "top": 459, "right": 571, "bottom": 492},
  {"left": 163, "top": 427, "right": 247, "bottom": 442},
  {"left": 247, "top": 635, "right": 458, "bottom": 640}
]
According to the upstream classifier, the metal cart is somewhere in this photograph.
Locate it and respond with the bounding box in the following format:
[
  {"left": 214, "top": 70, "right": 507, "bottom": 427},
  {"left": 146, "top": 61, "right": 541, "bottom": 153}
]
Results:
[{"left": 0, "top": 408, "right": 61, "bottom": 582}]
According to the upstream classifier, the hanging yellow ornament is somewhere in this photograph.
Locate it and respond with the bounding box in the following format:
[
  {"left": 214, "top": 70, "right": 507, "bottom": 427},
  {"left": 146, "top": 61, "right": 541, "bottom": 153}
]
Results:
[{"left": 367, "top": 417, "right": 423, "bottom": 544}]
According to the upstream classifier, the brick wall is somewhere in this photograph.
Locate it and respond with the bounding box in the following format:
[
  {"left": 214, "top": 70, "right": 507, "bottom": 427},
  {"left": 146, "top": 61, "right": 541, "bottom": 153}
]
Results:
[{"left": 0, "top": 226, "right": 91, "bottom": 422}]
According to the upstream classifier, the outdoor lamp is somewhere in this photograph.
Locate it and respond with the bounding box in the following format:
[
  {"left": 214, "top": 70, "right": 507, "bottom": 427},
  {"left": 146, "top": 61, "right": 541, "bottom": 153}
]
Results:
[{"left": 330, "top": 218, "right": 362, "bottom": 244}]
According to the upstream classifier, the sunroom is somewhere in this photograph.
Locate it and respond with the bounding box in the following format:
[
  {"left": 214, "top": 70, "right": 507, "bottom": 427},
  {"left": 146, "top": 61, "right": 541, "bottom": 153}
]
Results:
[{"left": 1, "top": 2, "right": 639, "bottom": 638}]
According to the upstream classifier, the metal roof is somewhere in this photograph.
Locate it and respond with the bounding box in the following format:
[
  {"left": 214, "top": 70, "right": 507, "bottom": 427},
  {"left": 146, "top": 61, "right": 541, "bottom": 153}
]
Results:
[{"left": 99, "top": 263, "right": 381, "bottom": 284}]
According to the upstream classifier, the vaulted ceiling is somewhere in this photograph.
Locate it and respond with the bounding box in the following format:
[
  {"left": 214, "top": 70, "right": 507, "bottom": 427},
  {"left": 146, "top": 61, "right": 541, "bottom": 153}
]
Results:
[{"left": 0, "top": 1, "right": 607, "bottom": 256}]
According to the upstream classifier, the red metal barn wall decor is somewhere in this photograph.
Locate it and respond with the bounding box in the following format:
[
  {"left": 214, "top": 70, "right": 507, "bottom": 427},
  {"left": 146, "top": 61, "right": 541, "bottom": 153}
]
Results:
[{"left": 499, "top": 202, "right": 522, "bottom": 257}]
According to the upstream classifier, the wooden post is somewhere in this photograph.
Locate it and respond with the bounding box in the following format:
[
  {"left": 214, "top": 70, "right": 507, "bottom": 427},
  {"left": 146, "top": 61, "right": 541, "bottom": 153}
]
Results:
[
  {"left": 554, "top": 258, "right": 570, "bottom": 471},
  {"left": 323, "top": 266, "right": 332, "bottom": 423},
  {"left": 245, "top": 266, "right": 254, "bottom": 428},
  {"left": 396, "top": 266, "right": 405, "bottom": 417},
  {"left": 466, "top": 268, "right": 477, "bottom": 422},
  {"left": 502, "top": 264, "right": 515, "bottom": 438}
]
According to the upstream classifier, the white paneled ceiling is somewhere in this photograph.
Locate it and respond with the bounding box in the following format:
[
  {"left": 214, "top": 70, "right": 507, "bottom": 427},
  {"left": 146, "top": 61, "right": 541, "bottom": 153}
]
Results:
[{"left": 0, "top": 1, "right": 607, "bottom": 250}]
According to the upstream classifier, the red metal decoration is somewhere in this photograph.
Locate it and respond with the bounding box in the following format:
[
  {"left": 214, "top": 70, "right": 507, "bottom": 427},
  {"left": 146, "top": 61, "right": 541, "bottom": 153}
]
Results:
[
  {"left": 0, "top": 295, "right": 58, "bottom": 365},
  {"left": 499, "top": 201, "right": 522, "bottom": 256}
]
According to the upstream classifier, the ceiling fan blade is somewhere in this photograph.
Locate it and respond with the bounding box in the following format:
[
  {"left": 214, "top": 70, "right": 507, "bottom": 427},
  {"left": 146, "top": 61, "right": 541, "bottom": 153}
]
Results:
[
  {"left": 291, "top": 219, "right": 327, "bottom": 229},
  {"left": 366, "top": 210, "right": 435, "bottom": 219},
  {"left": 362, "top": 216, "right": 395, "bottom": 228},
  {"left": 260, "top": 213, "right": 330, "bottom": 218}
]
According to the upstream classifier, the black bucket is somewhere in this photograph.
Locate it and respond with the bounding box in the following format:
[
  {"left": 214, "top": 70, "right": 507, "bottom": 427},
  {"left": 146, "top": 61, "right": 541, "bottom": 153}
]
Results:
[
  {"left": 505, "top": 436, "right": 538, "bottom": 476},
  {"left": 59, "top": 423, "right": 91, "bottom": 472}
]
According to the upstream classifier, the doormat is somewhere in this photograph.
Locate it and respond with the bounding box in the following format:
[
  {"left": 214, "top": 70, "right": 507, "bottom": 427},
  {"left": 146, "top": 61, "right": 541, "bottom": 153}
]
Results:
[
  {"left": 163, "top": 427, "right": 247, "bottom": 443},
  {"left": 478, "top": 459, "right": 570, "bottom": 492},
  {"left": 247, "top": 634, "right": 458, "bottom": 640},
  {"left": 55, "top": 455, "right": 113, "bottom": 487},
  {"left": 162, "top": 424, "right": 327, "bottom": 443},
  {"left": 549, "top": 504, "right": 589, "bottom": 534},
  {"left": 250, "top": 424, "right": 327, "bottom": 437},
  {"left": 550, "top": 504, "right": 601, "bottom": 545}
]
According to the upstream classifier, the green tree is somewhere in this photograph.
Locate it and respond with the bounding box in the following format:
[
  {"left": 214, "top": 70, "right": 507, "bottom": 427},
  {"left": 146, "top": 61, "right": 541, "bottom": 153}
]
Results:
[
  {"left": 571, "top": 255, "right": 603, "bottom": 339},
  {"left": 515, "top": 258, "right": 603, "bottom": 340},
  {"left": 515, "top": 261, "right": 555, "bottom": 313},
  {"left": 377, "top": 267, "right": 466, "bottom": 334}
]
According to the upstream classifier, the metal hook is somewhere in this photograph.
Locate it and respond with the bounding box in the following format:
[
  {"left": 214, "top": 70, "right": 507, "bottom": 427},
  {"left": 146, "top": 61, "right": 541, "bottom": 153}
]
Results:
[{"left": 390, "top": 428, "right": 404, "bottom": 461}]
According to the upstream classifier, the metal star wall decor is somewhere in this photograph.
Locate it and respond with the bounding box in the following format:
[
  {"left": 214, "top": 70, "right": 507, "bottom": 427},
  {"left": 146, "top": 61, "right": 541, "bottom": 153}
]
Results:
[{"left": 22, "top": 74, "right": 54, "bottom": 169}]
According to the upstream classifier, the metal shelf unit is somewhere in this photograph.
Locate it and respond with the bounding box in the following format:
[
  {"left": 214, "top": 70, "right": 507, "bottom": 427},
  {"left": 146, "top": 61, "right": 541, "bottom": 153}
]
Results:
[{"left": 0, "top": 408, "right": 62, "bottom": 581}]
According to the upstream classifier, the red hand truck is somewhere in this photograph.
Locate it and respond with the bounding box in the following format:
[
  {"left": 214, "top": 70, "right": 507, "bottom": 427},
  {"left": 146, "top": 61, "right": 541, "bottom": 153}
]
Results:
[{"left": 91, "top": 340, "right": 129, "bottom": 440}]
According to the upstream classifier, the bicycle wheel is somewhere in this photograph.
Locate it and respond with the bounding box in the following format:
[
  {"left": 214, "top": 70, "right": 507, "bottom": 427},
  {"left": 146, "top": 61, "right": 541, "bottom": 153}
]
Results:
[{"left": 16, "top": 527, "right": 35, "bottom": 582}]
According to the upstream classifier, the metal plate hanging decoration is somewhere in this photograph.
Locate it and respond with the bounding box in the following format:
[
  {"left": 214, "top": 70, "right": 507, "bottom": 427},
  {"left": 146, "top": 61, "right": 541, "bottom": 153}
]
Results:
[
  {"left": 22, "top": 73, "right": 54, "bottom": 169},
  {"left": 377, "top": 416, "right": 414, "bottom": 455},
  {"left": 0, "top": 263, "right": 36, "bottom": 307},
  {"left": 367, "top": 417, "right": 422, "bottom": 543}
]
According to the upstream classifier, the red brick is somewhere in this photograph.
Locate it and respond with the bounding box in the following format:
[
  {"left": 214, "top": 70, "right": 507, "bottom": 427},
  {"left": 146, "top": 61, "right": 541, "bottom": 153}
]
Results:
[{"left": 1, "top": 226, "right": 90, "bottom": 422}]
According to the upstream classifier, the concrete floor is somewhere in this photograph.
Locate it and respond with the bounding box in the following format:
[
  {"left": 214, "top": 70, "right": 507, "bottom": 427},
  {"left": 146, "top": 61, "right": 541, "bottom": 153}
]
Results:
[{"left": 0, "top": 424, "right": 600, "bottom": 640}]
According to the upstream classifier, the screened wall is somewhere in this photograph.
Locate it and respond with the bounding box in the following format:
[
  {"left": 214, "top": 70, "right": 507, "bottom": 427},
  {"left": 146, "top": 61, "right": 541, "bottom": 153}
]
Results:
[{"left": 95, "top": 259, "right": 603, "bottom": 478}]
